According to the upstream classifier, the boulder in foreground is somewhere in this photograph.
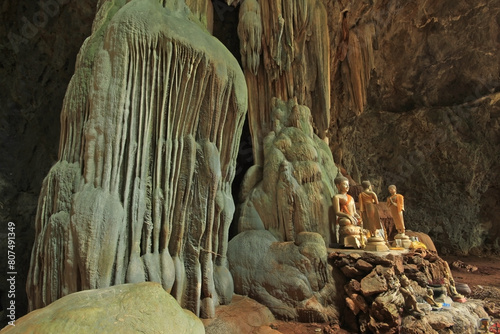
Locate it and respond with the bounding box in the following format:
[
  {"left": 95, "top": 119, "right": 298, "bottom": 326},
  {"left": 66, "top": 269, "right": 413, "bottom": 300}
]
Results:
[{"left": 1, "top": 282, "right": 204, "bottom": 334}]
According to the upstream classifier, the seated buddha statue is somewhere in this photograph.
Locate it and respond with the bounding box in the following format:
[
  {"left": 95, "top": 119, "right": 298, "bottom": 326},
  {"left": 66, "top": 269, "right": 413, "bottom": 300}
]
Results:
[{"left": 333, "top": 176, "right": 362, "bottom": 247}]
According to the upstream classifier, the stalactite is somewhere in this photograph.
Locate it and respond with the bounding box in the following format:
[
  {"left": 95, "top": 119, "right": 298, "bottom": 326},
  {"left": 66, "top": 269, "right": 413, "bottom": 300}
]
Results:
[
  {"left": 238, "top": 0, "right": 262, "bottom": 75},
  {"left": 333, "top": 8, "right": 375, "bottom": 115},
  {"left": 340, "top": 22, "right": 375, "bottom": 115},
  {"left": 238, "top": 0, "right": 330, "bottom": 165},
  {"left": 27, "top": 0, "right": 247, "bottom": 318}
]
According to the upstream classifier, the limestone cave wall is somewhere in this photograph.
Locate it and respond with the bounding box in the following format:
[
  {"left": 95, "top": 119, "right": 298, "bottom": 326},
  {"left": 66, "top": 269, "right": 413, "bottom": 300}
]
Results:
[{"left": 328, "top": 0, "right": 500, "bottom": 255}]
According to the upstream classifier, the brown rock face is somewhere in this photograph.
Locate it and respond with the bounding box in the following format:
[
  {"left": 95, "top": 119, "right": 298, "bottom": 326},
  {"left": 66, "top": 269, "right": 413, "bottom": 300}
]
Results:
[
  {"left": 328, "top": 0, "right": 500, "bottom": 255},
  {"left": 203, "top": 295, "right": 277, "bottom": 334},
  {"left": 360, "top": 265, "right": 391, "bottom": 296},
  {"left": 236, "top": 0, "right": 331, "bottom": 165}
]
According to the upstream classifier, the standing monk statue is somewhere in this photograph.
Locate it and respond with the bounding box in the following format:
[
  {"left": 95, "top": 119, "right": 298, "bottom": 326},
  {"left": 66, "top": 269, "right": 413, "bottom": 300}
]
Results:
[
  {"left": 386, "top": 184, "right": 412, "bottom": 248},
  {"left": 387, "top": 185, "right": 405, "bottom": 234},
  {"left": 333, "top": 176, "right": 361, "bottom": 248},
  {"left": 359, "top": 181, "right": 389, "bottom": 251},
  {"left": 358, "top": 180, "right": 381, "bottom": 237}
]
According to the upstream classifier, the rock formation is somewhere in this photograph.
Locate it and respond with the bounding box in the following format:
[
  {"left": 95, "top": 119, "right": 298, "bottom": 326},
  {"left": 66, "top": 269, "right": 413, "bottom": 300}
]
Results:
[
  {"left": 229, "top": 98, "right": 340, "bottom": 321},
  {"left": 203, "top": 295, "right": 278, "bottom": 334},
  {"left": 26, "top": 0, "right": 247, "bottom": 319},
  {"left": 228, "top": 230, "right": 339, "bottom": 322},
  {"left": 237, "top": 98, "right": 338, "bottom": 243}
]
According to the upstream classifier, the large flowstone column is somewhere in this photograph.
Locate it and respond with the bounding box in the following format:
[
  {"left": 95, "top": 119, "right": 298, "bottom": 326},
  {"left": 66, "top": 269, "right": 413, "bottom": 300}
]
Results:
[{"left": 27, "top": 0, "right": 247, "bottom": 319}]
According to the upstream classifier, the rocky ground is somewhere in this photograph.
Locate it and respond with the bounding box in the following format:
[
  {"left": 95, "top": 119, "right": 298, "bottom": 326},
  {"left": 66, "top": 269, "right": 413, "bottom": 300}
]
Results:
[
  {"left": 444, "top": 255, "right": 500, "bottom": 322},
  {"left": 3, "top": 252, "right": 498, "bottom": 333},
  {"left": 443, "top": 255, "right": 500, "bottom": 289},
  {"left": 222, "top": 254, "right": 500, "bottom": 334}
]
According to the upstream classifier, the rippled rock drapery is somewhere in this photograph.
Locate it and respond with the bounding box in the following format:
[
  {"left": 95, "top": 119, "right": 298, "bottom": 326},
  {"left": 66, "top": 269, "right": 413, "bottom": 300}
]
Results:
[
  {"left": 26, "top": 0, "right": 247, "bottom": 318},
  {"left": 228, "top": 98, "right": 340, "bottom": 321},
  {"left": 235, "top": 0, "right": 331, "bottom": 165},
  {"left": 331, "top": 5, "right": 375, "bottom": 115}
]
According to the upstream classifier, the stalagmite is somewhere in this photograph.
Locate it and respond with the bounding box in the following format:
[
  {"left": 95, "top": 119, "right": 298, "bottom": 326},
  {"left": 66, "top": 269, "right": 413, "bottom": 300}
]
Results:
[
  {"left": 27, "top": 0, "right": 247, "bottom": 318},
  {"left": 238, "top": 98, "right": 337, "bottom": 243},
  {"left": 229, "top": 98, "right": 340, "bottom": 321}
]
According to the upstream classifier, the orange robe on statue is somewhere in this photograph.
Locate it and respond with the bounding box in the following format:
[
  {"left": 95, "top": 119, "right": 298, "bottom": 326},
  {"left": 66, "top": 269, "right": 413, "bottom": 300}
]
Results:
[
  {"left": 359, "top": 192, "right": 381, "bottom": 232},
  {"left": 337, "top": 195, "right": 354, "bottom": 225},
  {"left": 387, "top": 194, "right": 405, "bottom": 233}
]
